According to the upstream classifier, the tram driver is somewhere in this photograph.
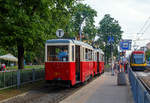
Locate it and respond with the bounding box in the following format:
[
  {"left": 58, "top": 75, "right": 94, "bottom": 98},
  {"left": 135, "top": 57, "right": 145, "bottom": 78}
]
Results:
[{"left": 58, "top": 48, "right": 68, "bottom": 61}]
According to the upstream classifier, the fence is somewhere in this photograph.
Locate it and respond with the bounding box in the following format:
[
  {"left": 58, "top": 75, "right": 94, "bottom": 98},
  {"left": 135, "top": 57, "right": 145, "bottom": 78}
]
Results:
[
  {"left": 128, "top": 68, "right": 150, "bottom": 103},
  {"left": 0, "top": 68, "right": 45, "bottom": 90}
]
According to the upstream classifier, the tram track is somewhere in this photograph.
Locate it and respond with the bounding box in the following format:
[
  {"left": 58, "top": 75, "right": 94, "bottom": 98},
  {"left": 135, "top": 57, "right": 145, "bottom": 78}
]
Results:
[
  {"left": 133, "top": 70, "right": 150, "bottom": 94},
  {"left": 1, "top": 84, "right": 81, "bottom": 103},
  {"left": 139, "top": 77, "right": 150, "bottom": 94},
  {"left": 1, "top": 75, "right": 100, "bottom": 103}
]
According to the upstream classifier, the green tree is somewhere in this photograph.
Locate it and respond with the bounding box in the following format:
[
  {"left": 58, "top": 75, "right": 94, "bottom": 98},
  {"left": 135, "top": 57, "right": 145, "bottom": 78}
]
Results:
[
  {"left": 97, "top": 14, "right": 123, "bottom": 63},
  {"left": 146, "top": 49, "right": 150, "bottom": 61},
  {"left": 0, "top": 0, "right": 76, "bottom": 69},
  {"left": 0, "top": 48, "right": 8, "bottom": 55},
  {"left": 66, "top": 3, "right": 97, "bottom": 41}
]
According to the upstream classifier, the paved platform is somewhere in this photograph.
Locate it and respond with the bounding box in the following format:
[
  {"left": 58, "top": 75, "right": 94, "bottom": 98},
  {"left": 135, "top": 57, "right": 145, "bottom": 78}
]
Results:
[{"left": 60, "top": 72, "right": 134, "bottom": 103}]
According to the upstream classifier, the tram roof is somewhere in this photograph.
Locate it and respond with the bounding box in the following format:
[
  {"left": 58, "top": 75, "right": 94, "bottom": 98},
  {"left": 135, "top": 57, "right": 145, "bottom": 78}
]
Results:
[
  {"left": 46, "top": 39, "right": 93, "bottom": 48},
  {"left": 94, "top": 48, "right": 104, "bottom": 54},
  {"left": 132, "top": 51, "right": 145, "bottom": 54}
]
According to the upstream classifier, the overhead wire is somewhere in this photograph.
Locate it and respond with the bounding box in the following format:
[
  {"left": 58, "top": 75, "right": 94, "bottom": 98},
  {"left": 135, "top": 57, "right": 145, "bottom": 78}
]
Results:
[
  {"left": 137, "top": 17, "right": 150, "bottom": 35},
  {"left": 142, "top": 21, "right": 150, "bottom": 34},
  {"left": 133, "top": 17, "right": 150, "bottom": 50}
]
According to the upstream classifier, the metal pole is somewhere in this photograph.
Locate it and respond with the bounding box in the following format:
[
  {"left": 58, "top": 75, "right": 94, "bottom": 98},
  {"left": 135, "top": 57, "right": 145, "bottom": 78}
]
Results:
[
  {"left": 4, "top": 72, "right": 5, "bottom": 88},
  {"left": 79, "top": 25, "right": 82, "bottom": 41},
  {"left": 17, "top": 70, "right": 20, "bottom": 88},
  {"left": 104, "top": 43, "right": 107, "bottom": 64},
  {"left": 32, "top": 69, "right": 35, "bottom": 82},
  {"left": 111, "top": 43, "right": 114, "bottom": 75}
]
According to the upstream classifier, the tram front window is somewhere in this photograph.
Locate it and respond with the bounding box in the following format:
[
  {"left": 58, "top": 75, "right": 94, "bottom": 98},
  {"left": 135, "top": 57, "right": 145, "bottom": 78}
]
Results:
[
  {"left": 47, "top": 46, "right": 68, "bottom": 61},
  {"left": 133, "top": 54, "right": 145, "bottom": 64}
]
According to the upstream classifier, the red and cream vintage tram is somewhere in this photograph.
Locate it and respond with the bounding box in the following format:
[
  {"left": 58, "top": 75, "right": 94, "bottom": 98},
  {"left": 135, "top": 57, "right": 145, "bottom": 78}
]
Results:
[
  {"left": 93, "top": 49, "right": 104, "bottom": 75},
  {"left": 45, "top": 39, "right": 104, "bottom": 86}
]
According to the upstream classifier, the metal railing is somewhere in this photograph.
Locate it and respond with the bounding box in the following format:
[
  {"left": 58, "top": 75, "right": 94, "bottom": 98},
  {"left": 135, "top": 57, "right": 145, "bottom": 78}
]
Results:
[
  {"left": 128, "top": 68, "right": 150, "bottom": 103},
  {"left": 0, "top": 68, "right": 44, "bottom": 90}
]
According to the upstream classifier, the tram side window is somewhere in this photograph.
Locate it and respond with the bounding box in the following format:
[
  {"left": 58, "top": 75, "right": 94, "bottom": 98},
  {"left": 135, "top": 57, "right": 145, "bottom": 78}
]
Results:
[
  {"left": 89, "top": 50, "right": 92, "bottom": 61},
  {"left": 95, "top": 53, "right": 97, "bottom": 61},
  {"left": 72, "top": 46, "right": 74, "bottom": 61},
  {"left": 85, "top": 49, "right": 92, "bottom": 61},
  {"left": 83, "top": 48, "right": 84, "bottom": 60},
  {"left": 85, "top": 49, "right": 88, "bottom": 61},
  {"left": 99, "top": 54, "right": 102, "bottom": 61},
  {"left": 47, "top": 46, "right": 68, "bottom": 61},
  {"left": 101, "top": 55, "right": 104, "bottom": 61}
]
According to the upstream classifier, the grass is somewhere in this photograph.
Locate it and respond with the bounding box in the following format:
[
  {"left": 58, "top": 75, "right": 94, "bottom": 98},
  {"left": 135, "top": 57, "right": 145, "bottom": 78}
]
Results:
[{"left": 0, "top": 80, "right": 45, "bottom": 101}]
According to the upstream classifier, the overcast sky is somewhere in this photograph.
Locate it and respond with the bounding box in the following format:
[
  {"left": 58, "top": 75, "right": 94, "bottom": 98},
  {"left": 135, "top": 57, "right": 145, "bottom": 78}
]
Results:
[{"left": 83, "top": 0, "right": 150, "bottom": 49}]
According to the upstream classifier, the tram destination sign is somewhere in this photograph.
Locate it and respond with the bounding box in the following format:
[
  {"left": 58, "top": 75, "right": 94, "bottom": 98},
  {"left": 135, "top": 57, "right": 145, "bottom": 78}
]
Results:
[{"left": 120, "top": 39, "right": 132, "bottom": 50}]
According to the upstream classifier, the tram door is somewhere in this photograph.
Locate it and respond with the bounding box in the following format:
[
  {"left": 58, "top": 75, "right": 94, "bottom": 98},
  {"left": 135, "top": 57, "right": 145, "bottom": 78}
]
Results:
[
  {"left": 75, "top": 45, "right": 80, "bottom": 81},
  {"left": 97, "top": 52, "right": 99, "bottom": 73}
]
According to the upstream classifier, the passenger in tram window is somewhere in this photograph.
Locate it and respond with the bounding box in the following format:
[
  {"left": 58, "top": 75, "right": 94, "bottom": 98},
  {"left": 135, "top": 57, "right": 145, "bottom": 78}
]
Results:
[{"left": 58, "top": 49, "right": 68, "bottom": 61}]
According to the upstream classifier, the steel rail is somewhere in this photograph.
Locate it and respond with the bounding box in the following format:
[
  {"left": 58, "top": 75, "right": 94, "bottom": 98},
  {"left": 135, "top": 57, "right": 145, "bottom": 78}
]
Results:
[
  {"left": 134, "top": 71, "right": 150, "bottom": 93},
  {"left": 138, "top": 77, "right": 150, "bottom": 94}
]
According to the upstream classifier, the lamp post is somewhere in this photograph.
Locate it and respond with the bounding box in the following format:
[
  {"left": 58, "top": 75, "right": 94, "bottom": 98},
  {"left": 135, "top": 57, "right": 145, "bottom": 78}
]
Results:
[
  {"left": 79, "top": 24, "right": 82, "bottom": 41},
  {"left": 79, "top": 13, "right": 86, "bottom": 41},
  {"left": 111, "top": 43, "right": 114, "bottom": 75},
  {"left": 108, "top": 36, "right": 114, "bottom": 75}
]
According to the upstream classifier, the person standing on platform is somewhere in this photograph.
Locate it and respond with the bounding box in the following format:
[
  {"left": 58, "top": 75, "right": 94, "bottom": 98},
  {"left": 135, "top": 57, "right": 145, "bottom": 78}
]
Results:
[
  {"left": 0, "top": 63, "right": 1, "bottom": 71},
  {"left": 118, "top": 60, "right": 124, "bottom": 72},
  {"left": 125, "top": 60, "right": 129, "bottom": 73},
  {"left": 113, "top": 61, "right": 118, "bottom": 74},
  {"left": 123, "top": 56, "right": 127, "bottom": 72},
  {"left": 111, "top": 62, "right": 115, "bottom": 75}
]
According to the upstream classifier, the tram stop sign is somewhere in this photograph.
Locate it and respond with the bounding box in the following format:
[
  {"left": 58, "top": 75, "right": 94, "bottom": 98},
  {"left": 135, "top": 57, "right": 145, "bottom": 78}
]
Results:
[
  {"left": 108, "top": 36, "right": 114, "bottom": 43},
  {"left": 56, "top": 29, "right": 64, "bottom": 38},
  {"left": 120, "top": 39, "right": 132, "bottom": 50}
]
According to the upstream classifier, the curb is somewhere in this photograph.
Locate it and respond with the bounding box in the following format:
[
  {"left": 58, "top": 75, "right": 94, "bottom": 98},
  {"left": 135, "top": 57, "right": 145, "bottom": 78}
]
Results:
[{"left": 0, "top": 92, "right": 28, "bottom": 103}]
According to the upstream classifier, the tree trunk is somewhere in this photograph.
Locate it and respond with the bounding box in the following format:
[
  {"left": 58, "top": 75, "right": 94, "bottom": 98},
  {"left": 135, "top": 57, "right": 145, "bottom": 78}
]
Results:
[{"left": 17, "top": 41, "right": 24, "bottom": 69}]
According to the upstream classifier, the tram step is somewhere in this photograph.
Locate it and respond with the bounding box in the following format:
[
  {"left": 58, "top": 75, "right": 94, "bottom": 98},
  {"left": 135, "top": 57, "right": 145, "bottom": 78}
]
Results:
[{"left": 76, "top": 80, "right": 81, "bottom": 84}]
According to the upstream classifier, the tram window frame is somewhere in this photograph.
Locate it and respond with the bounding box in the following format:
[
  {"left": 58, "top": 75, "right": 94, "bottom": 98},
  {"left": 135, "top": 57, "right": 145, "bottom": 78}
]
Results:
[{"left": 47, "top": 45, "right": 69, "bottom": 62}]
